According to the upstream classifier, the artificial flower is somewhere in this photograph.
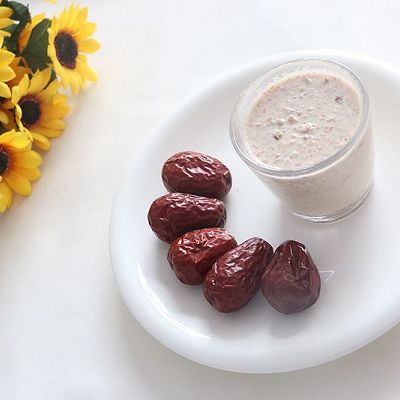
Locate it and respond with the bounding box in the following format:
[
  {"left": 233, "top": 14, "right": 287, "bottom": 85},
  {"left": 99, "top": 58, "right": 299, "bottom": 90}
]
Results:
[
  {"left": 17, "top": 13, "right": 45, "bottom": 53},
  {"left": 0, "top": 1, "right": 98, "bottom": 212},
  {"left": 0, "top": 129, "right": 42, "bottom": 212},
  {"left": 47, "top": 4, "right": 100, "bottom": 94},
  {"left": 8, "top": 68, "right": 69, "bottom": 150}
]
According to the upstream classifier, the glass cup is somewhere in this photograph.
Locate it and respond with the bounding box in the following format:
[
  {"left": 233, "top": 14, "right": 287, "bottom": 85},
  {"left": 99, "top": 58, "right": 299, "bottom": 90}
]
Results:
[{"left": 230, "top": 59, "right": 374, "bottom": 223}]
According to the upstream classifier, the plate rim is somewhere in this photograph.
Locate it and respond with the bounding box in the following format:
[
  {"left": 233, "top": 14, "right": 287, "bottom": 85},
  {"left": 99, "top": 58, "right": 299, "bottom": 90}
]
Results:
[{"left": 109, "top": 49, "right": 400, "bottom": 373}]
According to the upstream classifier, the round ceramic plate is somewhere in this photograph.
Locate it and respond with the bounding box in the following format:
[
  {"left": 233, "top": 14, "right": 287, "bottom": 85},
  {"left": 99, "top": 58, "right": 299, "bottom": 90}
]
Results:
[{"left": 110, "top": 50, "right": 400, "bottom": 373}]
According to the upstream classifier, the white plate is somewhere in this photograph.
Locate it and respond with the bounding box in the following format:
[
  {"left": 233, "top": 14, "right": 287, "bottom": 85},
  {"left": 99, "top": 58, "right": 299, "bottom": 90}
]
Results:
[{"left": 110, "top": 50, "right": 400, "bottom": 373}]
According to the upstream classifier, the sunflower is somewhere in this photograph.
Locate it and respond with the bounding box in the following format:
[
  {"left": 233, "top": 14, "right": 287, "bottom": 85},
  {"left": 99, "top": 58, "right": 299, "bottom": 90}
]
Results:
[
  {"left": 0, "top": 129, "right": 42, "bottom": 212},
  {"left": 48, "top": 4, "right": 100, "bottom": 94},
  {"left": 7, "top": 68, "right": 69, "bottom": 150},
  {"left": 17, "top": 13, "right": 45, "bottom": 53},
  {"left": 0, "top": 1, "right": 12, "bottom": 36}
]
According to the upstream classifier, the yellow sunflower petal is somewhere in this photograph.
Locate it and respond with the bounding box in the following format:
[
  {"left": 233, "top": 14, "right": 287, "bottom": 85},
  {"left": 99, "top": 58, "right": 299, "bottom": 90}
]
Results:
[
  {"left": 0, "top": 18, "right": 12, "bottom": 30},
  {"left": 64, "top": 6, "right": 78, "bottom": 30},
  {"left": 40, "top": 119, "right": 66, "bottom": 131},
  {"left": 28, "top": 68, "right": 51, "bottom": 94},
  {"left": 78, "top": 38, "right": 100, "bottom": 53},
  {"left": 66, "top": 70, "right": 80, "bottom": 94},
  {"left": 0, "top": 81, "right": 11, "bottom": 97},
  {"left": 39, "top": 79, "right": 60, "bottom": 98},
  {"left": 78, "top": 62, "right": 97, "bottom": 82},
  {"left": 0, "top": 129, "right": 16, "bottom": 144},
  {"left": 0, "top": 195, "right": 6, "bottom": 212},
  {"left": 7, "top": 56, "right": 30, "bottom": 88},
  {"left": 75, "top": 6, "right": 88, "bottom": 26},
  {"left": 41, "top": 103, "right": 69, "bottom": 119},
  {"left": 8, "top": 135, "right": 31, "bottom": 152},
  {"left": 0, "top": 193, "right": 7, "bottom": 212},
  {"left": 4, "top": 170, "right": 32, "bottom": 196},
  {"left": 30, "top": 125, "right": 59, "bottom": 138},
  {"left": 14, "top": 166, "right": 41, "bottom": 181},
  {"left": 77, "top": 22, "right": 96, "bottom": 39},
  {"left": 13, "top": 105, "right": 24, "bottom": 132},
  {"left": 0, "top": 7, "right": 12, "bottom": 18},
  {"left": 19, "top": 74, "right": 29, "bottom": 96},
  {"left": 0, "top": 49, "right": 14, "bottom": 66},
  {"left": 75, "top": 66, "right": 85, "bottom": 87},
  {"left": 32, "top": 13, "right": 46, "bottom": 24},
  {"left": 71, "top": 5, "right": 83, "bottom": 26},
  {"left": 12, "top": 150, "right": 42, "bottom": 168},
  {"left": 0, "top": 181, "right": 13, "bottom": 211},
  {"left": 52, "top": 93, "right": 69, "bottom": 105},
  {"left": 0, "top": 184, "right": 10, "bottom": 211},
  {"left": 0, "top": 109, "right": 8, "bottom": 124},
  {"left": 11, "top": 86, "right": 21, "bottom": 105},
  {"left": 0, "top": 66, "right": 15, "bottom": 81},
  {"left": 31, "top": 132, "right": 50, "bottom": 150}
]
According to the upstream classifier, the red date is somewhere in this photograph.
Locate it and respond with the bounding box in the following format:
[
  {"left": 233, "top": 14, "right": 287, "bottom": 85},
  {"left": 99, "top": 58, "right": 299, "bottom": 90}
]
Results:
[
  {"left": 162, "top": 151, "right": 232, "bottom": 199},
  {"left": 261, "top": 240, "right": 321, "bottom": 314},
  {"left": 147, "top": 193, "right": 226, "bottom": 243},
  {"left": 168, "top": 228, "right": 237, "bottom": 285},
  {"left": 203, "top": 238, "right": 274, "bottom": 313}
]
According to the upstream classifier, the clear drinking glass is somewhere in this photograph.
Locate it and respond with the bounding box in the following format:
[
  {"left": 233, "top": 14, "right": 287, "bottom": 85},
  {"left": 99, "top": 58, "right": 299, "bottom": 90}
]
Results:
[{"left": 230, "top": 59, "right": 374, "bottom": 223}]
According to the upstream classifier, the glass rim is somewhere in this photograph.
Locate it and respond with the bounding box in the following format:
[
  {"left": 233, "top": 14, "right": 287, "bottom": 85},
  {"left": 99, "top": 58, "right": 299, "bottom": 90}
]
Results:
[{"left": 229, "top": 58, "right": 370, "bottom": 177}]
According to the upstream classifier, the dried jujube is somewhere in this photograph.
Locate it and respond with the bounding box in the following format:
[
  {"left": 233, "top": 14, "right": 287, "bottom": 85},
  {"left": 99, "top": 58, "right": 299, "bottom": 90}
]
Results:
[
  {"left": 162, "top": 151, "right": 232, "bottom": 199},
  {"left": 261, "top": 240, "right": 321, "bottom": 314},
  {"left": 147, "top": 192, "right": 226, "bottom": 243},
  {"left": 203, "top": 237, "right": 274, "bottom": 313},
  {"left": 167, "top": 228, "right": 237, "bottom": 285}
]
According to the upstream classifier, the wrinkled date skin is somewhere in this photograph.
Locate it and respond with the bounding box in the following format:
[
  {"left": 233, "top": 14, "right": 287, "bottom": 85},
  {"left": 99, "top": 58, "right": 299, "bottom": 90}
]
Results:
[
  {"left": 162, "top": 151, "right": 232, "bottom": 199},
  {"left": 203, "top": 238, "right": 274, "bottom": 313},
  {"left": 147, "top": 193, "right": 226, "bottom": 243},
  {"left": 168, "top": 228, "right": 237, "bottom": 285},
  {"left": 261, "top": 240, "right": 321, "bottom": 314}
]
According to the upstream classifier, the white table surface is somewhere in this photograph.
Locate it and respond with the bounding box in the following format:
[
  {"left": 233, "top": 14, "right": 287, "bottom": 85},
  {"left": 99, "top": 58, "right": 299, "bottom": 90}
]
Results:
[{"left": 1, "top": 0, "right": 399, "bottom": 398}]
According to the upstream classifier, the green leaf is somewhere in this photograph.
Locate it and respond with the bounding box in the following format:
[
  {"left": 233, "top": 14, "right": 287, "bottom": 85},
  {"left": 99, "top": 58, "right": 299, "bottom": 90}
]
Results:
[
  {"left": 4, "top": 1, "right": 31, "bottom": 24},
  {"left": 2, "top": 1, "right": 31, "bottom": 54},
  {"left": 3, "top": 24, "right": 18, "bottom": 53},
  {"left": 21, "top": 18, "right": 52, "bottom": 72}
]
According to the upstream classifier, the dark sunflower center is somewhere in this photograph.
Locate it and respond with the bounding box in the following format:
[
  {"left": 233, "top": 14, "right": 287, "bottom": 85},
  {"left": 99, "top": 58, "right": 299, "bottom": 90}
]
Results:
[
  {"left": 54, "top": 31, "right": 78, "bottom": 69},
  {"left": 19, "top": 95, "right": 41, "bottom": 127},
  {"left": 0, "top": 147, "right": 9, "bottom": 175}
]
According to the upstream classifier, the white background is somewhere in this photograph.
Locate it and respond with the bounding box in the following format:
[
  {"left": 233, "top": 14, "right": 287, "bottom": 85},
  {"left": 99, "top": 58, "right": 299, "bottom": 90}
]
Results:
[{"left": 1, "top": 0, "right": 399, "bottom": 398}]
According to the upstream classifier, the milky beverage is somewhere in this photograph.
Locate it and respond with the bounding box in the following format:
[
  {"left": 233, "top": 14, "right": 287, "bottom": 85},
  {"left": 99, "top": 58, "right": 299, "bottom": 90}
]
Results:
[
  {"left": 236, "top": 61, "right": 374, "bottom": 220},
  {"left": 246, "top": 74, "right": 362, "bottom": 169}
]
